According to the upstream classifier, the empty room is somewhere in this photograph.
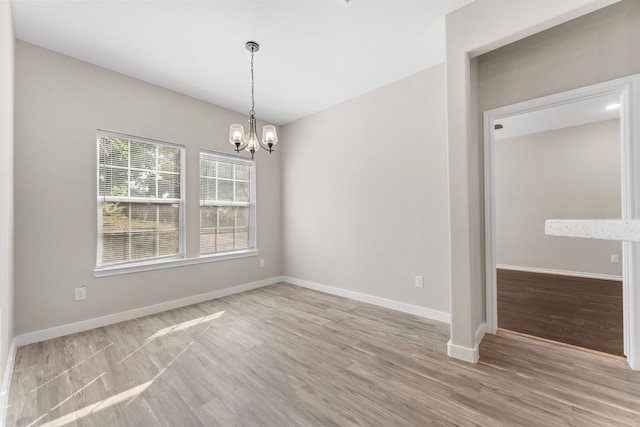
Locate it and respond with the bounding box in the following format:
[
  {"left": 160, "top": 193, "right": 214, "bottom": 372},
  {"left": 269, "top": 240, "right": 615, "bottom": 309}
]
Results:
[{"left": 1, "top": 0, "right": 640, "bottom": 426}]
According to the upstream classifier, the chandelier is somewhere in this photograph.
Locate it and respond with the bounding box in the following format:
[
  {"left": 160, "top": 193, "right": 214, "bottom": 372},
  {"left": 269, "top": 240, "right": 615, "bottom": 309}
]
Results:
[{"left": 229, "top": 41, "right": 278, "bottom": 159}]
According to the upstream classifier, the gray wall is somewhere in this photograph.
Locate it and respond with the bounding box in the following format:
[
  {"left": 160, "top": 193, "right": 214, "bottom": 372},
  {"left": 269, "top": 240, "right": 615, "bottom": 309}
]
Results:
[
  {"left": 14, "top": 42, "right": 282, "bottom": 335},
  {"left": 477, "top": 1, "right": 640, "bottom": 113},
  {"left": 495, "top": 120, "right": 622, "bottom": 276},
  {"left": 281, "top": 65, "right": 451, "bottom": 314},
  {"left": 0, "top": 1, "right": 15, "bottom": 392}
]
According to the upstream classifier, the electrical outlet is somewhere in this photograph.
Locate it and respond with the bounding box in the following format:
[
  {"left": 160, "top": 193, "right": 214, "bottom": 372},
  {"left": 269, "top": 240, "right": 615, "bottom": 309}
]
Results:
[
  {"left": 611, "top": 254, "right": 620, "bottom": 264},
  {"left": 260, "top": 259, "right": 265, "bottom": 268},
  {"left": 75, "top": 286, "right": 86, "bottom": 301},
  {"left": 415, "top": 275, "right": 424, "bottom": 288}
]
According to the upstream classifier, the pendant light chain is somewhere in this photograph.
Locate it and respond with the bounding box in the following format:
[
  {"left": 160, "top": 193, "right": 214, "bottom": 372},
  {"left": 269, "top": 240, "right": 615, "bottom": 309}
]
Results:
[{"left": 250, "top": 49, "right": 255, "bottom": 117}]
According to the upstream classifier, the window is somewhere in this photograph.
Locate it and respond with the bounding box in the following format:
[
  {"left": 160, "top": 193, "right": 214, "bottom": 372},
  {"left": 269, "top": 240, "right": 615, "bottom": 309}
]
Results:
[
  {"left": 97, "top": 131, "right": 184, "bottom": 268},
  {"left": 200, "top": 151, "right": 255, "bottom": 255}
]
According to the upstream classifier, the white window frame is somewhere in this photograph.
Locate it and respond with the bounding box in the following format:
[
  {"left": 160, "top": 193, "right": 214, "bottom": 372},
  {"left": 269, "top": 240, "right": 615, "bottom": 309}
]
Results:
[
  {"left": 199, "top": 149, "right": 257, "bottom": 257},
  {"left": 95, "top": 130, "right": 186, "bottom": 274}
]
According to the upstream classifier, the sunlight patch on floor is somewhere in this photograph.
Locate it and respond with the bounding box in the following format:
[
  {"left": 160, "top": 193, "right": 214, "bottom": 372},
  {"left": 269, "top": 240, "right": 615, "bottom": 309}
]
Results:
[
  {"left": 33, "top": 342, "right": 195, "bottom": 427},
  {"left": 147, "top": 311, "right": 224, "bottom": 341},
  {"left": 30, "top": 343, "right": 113, "bottom": 393},
  {"left": 35, "top": 380, "right": 154, "bottom": 427}
]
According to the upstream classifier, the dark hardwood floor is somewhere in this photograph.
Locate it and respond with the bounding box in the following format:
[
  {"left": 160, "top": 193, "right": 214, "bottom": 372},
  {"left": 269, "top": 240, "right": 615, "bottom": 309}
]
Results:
[{"left": 497, "top": 268, "right": 624, "bottom": 356}]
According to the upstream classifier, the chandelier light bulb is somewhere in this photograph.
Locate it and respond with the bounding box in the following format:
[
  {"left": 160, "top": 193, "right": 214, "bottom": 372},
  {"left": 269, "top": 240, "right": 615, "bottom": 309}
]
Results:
[
  {"left": 262, "top": 125, "right": 278, "bottom": 150},
  {"left": 246, "top": 133, "right": 260, "bottom": 157},
  {"left": 229, "top": 124, "right": 245, "bottom": 150}
]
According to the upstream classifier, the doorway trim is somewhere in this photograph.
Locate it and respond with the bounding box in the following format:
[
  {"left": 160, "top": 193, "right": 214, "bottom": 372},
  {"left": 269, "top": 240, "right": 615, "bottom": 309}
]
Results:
[{"left": 483, "top": 73, "right": 640, "bottom": 370}]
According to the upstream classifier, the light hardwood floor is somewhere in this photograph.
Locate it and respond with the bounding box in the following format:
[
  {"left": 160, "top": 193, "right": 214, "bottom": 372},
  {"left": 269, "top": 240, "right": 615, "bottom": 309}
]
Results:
[{"left": 6, "top": 283, "right": 640, "bottom": 426}]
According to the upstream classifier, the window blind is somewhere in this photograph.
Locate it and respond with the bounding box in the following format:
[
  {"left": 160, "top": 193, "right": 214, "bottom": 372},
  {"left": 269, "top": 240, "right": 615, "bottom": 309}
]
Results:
[
  {"left": 199, "top": 151, "right": 255, "bottom": 255},
  {"left": 97, "top": 131, "right": 184, "bottom": 267}
]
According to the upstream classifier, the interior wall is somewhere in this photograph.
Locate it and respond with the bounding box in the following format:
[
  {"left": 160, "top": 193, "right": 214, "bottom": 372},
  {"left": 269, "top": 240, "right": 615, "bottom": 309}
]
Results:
[
  {"left": 445, "top": 0, "right": 621, "bottom": 356},
  {"left": 495, "top": 120, "right": 622, "bottom": 276},
  {"left": 477, "top": 0, "right": 640, "bottom": 113},
  {"left": 281, "top": 65, "right": 451, "bottom": 315},
  {"left": 14, "top": 42, "right": 282, "bottom": 335},
  {"left": 0, "top": 0, "right": 15, "bottom": 391}
]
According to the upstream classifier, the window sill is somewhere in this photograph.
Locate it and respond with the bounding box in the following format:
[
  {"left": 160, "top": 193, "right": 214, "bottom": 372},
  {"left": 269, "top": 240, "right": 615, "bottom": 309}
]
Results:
[{"left": 94, "top": 249, "right": 259, "bottom": 277}]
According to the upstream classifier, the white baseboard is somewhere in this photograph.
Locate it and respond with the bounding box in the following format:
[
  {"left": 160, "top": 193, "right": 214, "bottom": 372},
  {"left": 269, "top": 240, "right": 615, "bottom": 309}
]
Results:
[
  {"left": 15, "top": 276, "right": 283, "bottom": 347},
  {"left": 0, "top": 338, "right": 17, "bottom": 427},
  {"left": 496, "top": 264, "right": 622, "bottom": 281},
  {"left": 447, "top": 339, "right": 479, "bottom": 363},
  {"left": 475, "top": 322, "right": 488, "bottom": 345},
  {"left": 282, "top": 276, "right": 450, "bottom": 324},
  {"left": 446, "top": 322, "right": 487, "bottom": 364}
]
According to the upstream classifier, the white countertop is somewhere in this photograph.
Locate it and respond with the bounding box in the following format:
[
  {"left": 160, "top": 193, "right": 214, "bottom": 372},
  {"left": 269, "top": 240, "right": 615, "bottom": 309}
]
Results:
[{"left": 545, "top": 219, "right": 640, "bottom": 243}]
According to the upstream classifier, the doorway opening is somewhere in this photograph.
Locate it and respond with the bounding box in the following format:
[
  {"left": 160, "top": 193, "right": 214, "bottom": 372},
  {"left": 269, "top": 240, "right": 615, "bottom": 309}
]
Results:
[{"left": 483, "top": 74, "right": 640, "bottom": 370}]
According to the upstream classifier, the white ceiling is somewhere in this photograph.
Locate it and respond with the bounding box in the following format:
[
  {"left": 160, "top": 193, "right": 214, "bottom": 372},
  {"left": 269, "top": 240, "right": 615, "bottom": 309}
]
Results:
[
  {"left": 11, "top": 0, "right": 475, "bottom": 125},
  {"left": 494, "top": 94, "right": 621, "bottom": 140}
]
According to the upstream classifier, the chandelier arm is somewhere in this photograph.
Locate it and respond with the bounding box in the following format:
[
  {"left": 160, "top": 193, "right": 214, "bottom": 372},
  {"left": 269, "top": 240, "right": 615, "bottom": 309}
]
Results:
[
  {"left": 234, "top": 140, "right": 249, "bottom": 152},
  {"left": 258, "top": 139, "right": 274, "bottom": 153}
]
